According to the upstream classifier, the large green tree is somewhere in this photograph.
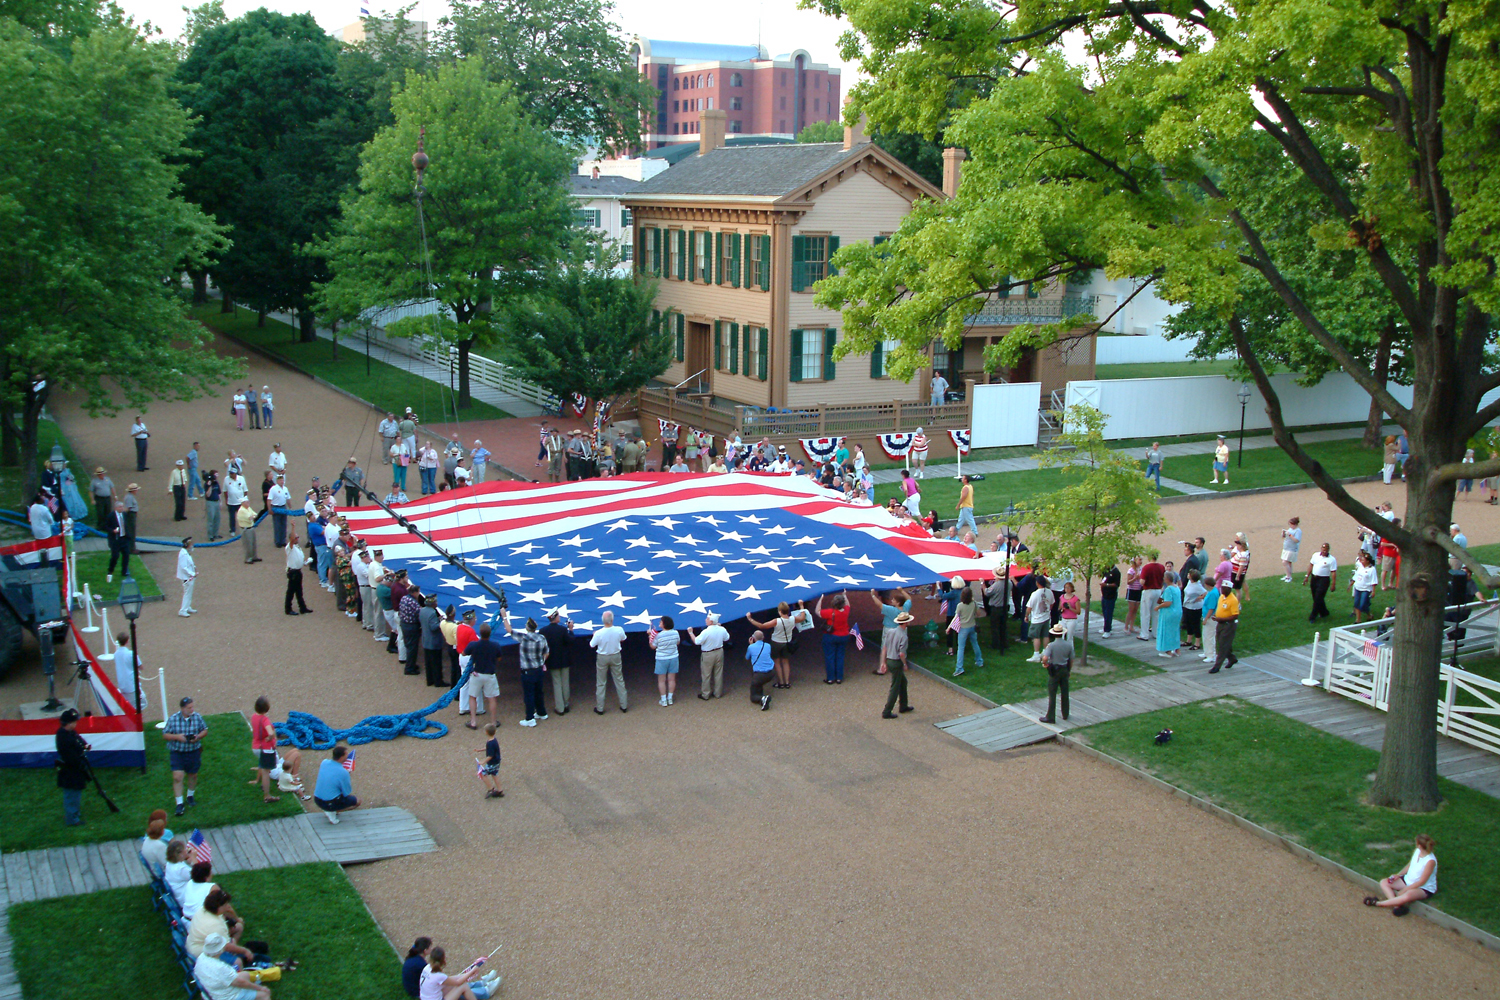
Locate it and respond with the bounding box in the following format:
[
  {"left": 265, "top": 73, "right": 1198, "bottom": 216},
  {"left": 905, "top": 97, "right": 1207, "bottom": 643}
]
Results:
[
  {"left": 503, "top": 242, "right": 673, "bottom": 406},
  {"left": 435, "top": 0, "right": 654, "bottom": 152},
  {"left": 176, "top": 9, "right": 361, "bottom": 338},
  {"left": 816, "top": 1, "right": 1500, "bottom": 811},
  {"left": 0, "top": 15, "right": 237, "bottom": 499},
  {"left": 319, "top": 59, "right": 575, "bottom": 408}
]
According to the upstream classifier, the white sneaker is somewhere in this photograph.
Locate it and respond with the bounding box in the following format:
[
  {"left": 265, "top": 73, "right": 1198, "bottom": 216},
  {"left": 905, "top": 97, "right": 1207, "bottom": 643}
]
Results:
[
  {"left": 537, "top": 713, "right": 548, "bottom": 721},
  {"left": 106, "top": 574, "right": 113, "bottom": 583},
  {"left": 178, "top": 611, "right": 192, "bottom": 618},
  {"left": 1026, "top": 653, "right": 1041, "bottom": 662},
  {"left": 326, "top": 811, "right": 340, "bottom": 824},
  {"left": 659, "top": 695, "right": 667, "bottom": 707},
  {"left": 667, "top": 693, "right": 674, "bottom": 705},
  {"left": 519, "top": 719, "right": 537, "bottom": 727}
]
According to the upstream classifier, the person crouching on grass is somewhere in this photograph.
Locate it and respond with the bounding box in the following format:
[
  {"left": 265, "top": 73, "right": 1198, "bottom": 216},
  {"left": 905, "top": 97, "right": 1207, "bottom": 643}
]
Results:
[
  {"left": 312, "top": 745, "right": 359, "bottom": 824},
  {"left": 475, "top": 722, "right": 503, "bottom": 799}
]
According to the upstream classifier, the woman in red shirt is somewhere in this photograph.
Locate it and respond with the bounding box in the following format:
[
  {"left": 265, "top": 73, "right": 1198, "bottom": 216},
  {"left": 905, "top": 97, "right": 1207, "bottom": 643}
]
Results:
[
  {"left": 249, "top": 696, "right": 304, "bottom": 802},
  {"left": 815, "top": 592, "right": 852, "bottom": 685}
]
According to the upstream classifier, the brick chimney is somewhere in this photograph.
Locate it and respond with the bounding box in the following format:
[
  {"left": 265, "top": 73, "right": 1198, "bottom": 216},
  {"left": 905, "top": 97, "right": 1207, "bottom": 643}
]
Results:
[
  {"left": 942, "top": 147, "right": 966, "bottom": 198},
  {"left": 843, "top": 97, "right": 868, "bottom": 150},
  {"left": 699, "top": 109, "right": 727, "bottom": 155}
]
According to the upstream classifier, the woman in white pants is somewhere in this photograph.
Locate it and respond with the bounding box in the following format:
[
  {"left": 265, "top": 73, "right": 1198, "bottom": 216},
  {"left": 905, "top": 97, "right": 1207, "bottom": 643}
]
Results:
[{"left": 1382, "top": 435, "right": 1398, "bottom": 484}]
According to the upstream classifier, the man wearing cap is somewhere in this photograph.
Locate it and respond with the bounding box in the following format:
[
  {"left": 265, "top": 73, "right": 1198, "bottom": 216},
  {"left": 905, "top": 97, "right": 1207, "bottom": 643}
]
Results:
[
  {"left": 338, "top": 458, "right": 364, "bottom": 507},
  {"left": 453, "top": 609, "right": 480, "bottom": 713},
  {"left": 168, "top": 460, "right": 189, "bottom": 520},
  {"left": 1037, "top": 623, "right": 1073, "bottom": 724},
  {"left": 540, "top": 610, "right": 574, "bottom": 714},
  {"left": 688, "top": 613, "right": 729, "bottom": 700},
  {"left": 564, "top": 429, "right": 585, "bottom": 481},
  {"left": 223, "top": 468, "right": 249, "bottom": 526},
  {"left": 193, "top": 931, "right": 271, "bottom": 1000},
  {"left": 880, "top": 611, "right": 915, "bottom": 718},
  {"left": 55, "top": 708, "right": 90, "bottom": 826},
  {"left": 165, "top": 696, "right": 208, "bottom": 816},
  {"left": 284, "top": 531, "right": 313, "bottom": 616},
  {"left": 90, "top": 466, "right": 116, "bottom": 529},
  {"left": 177, "top": 537, "right": 198, "bottom": 616},
  {"left": 379, "top": 412, "right": 399, "bottom": 464},
  {"left": 266, "top": 475, "right": 290, "bottom": 548},
  {"left": 123, "top": 483, "right": 141, "bottom": 555},
  {"left": 746, "top": 631, "right": 774, "bottom": 710},
  {"left": 237, "top": 501, "right": 260, "bottom": 564},
  {"left": 1209, "top": 579, "right": 1240, "bottom": 673}
]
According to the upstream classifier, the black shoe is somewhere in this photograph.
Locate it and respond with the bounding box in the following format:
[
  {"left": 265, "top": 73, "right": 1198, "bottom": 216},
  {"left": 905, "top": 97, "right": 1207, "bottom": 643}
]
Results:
[
  {"left": 881, "top": 712, "right": 897, "bottom": 719},
  {"left": 620, "top": 707, "right": 628, "bottom": 713},
  {"left": 899, "top": 705, "right": 914, "bottom": 713},
  {"left": 250, "top": 558, "right": 262, "bottom": 563},
  {"left": 761, "top": 695, "right": 771, "bottom": 711},
  {"left": 285, "top": 610, "right": 297, "bottom": 616},
  {"left": 1038, "top": 716, "right": 1056, "bottom": 724},
  {"left": 186, "top": 795, "right": 195, "bottom": 808},
  {"left": 698, "top": 693, "right": 710, "bottom": 700},
  {"left": 299, "top": 608, "right": 313, "bottom": 614},
  {"left": 1392, "top": 905, "right": 1410, "bottom": 917},
  {"left": 1226, "top": 658, "right": 1237, "bottom": 668},
  {"left": 1208, "top": 667, "right": 1220, "bottom": 674},
  {"left": 594, "top": 708, "right": 604, "bottom": 715},
  {"left": 404, "top": 668, "right": 420, "bottom": 675},
  {"left": 835, "top": 679, "right": 843, "bottom": 684},
  {"left": 174, "top": 804, "right": 186, "bottom": 817}
]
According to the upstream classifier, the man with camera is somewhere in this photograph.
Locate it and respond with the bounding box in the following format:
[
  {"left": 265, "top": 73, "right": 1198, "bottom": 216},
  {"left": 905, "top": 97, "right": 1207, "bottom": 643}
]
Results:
[{"left": 56, "top": 708, "right": 90, "bottom": 826}]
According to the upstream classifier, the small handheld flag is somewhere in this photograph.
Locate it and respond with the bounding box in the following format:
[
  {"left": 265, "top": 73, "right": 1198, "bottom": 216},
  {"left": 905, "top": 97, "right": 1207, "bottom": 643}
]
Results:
[
  {"left": 188, "top": 829, "right": 212, "bottom": 866},
  {"left": 947, "top": 615, "right": 960, "bottom": 633},
  {"left": 851, "top": 622, "right": 865, "bottom": 651},
  {"left": 342, "top": 749, "right": 357, "bottom": 773}
]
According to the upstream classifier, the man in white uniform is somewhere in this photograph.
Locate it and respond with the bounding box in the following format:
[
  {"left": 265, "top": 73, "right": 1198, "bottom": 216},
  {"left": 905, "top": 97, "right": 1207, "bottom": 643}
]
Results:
[{"left": 176, "top": 538, "right": 197, "bottom": 617}]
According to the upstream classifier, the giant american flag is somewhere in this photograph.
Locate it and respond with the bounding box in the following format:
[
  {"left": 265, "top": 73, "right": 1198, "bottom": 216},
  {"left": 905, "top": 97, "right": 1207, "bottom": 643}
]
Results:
[{"left": 340, "top": 474, "right": 998, "bottom": 634}]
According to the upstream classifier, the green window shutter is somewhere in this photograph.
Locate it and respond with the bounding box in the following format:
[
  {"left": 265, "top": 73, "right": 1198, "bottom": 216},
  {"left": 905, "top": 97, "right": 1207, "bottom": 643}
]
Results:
[
  {"left": 789, "top": 329, "right": 803, "bottom": 382},
  {"left": 653, "top": 228, "right": 663, "bottom": 277},
  {"left": 652, "top": 308, "right": 661, "bottom": 335},
  {"left": 758, "top": 328, "right": 768, "bottom": 380},
  {"left": 790, "top": 235, "right": 807, "bottom": 293},
  {"left": 1027, "top": 280, "right": 1040, "bottom": 298},
  {"left": 759, "top": 235, "right": 770, "bottom": 290},
  {"left": 729, "top": 323, "right": 739, "bottom": 374},
  {"left": 714, "top": 321, "right": 722, "bottom": 370},
  {"left": 872, "top": 235, "right": 887, "bottom": 246},
  {"left": 826, "top": 235, "right": 841, "bottom": 277},
  {"left": 823, "top": 328, "right": 837, "bottom": 381},
  {"left": 676, "top": 230, "right": 687, "bottom": 280},
  {"left": 730, "top": 233, "right": 742, "bottom": 288},
  {"left": 740, "top": 322, "right": 750, "bottom": 374},
  {"left": 870, "top": 340, "right": 883, "bottom": 378},
  {"left": 675, "top": 313, "right": 685, "bottom": 361},
  {"left": 998, "top": 274, "right": 1010, "bottom": 299}
]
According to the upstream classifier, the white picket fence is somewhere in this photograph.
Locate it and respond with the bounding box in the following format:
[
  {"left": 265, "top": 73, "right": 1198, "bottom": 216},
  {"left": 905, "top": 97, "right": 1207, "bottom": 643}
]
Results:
[{"left": 1309, "top": 603, "right": 1500, "bottom": 758}]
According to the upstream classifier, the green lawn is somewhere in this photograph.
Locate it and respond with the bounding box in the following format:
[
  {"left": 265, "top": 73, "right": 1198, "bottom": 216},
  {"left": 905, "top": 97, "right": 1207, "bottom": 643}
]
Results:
[
  {"left": 906, "top": 613, "right": 1159, "bottom": 705},
  {"left": 71, "top": 549, "right": 163, "bottom": 605},
  {"left": 0, "top": 416, "right": 85, "bottom": 518},
  {"left": 1074, "top": 697, "right": 1500, "bottom": 936},
  {"left": 1192, "top": 437, "right": 1384, "bottom": 492},
  {"left": 1095, "top": 359, "right": 1242, "bottom": 380},
  {"left": 876, "top": 465, "right": 1180, "bottom": 524},
  {"left": 1, "top": 713, "right": 302, "bottom": 853},
  {"left": 7, "top": 861, "right": 404, "bottom": 1000},
  {"left": 191, "top": 303, "right": 512, "bottom": 421}
]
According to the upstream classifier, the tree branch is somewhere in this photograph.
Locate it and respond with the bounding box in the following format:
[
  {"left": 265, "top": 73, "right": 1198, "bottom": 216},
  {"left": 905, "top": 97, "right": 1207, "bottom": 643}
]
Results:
[
  {"left": 1463, "top": 394, "right": 1500, "bottom": 438},
  {"left": 1427, "top": 458, "right": 1500, "bottom": 489},
  {"left": 1202, "top": 176, "right": 1413, "bottom": 424},
  {"left": 1228, "top": 313, "right": 1417, "bottom": 551},
  {"left": 1424, "top": 527, "right": 1500, "bottom": 589}
]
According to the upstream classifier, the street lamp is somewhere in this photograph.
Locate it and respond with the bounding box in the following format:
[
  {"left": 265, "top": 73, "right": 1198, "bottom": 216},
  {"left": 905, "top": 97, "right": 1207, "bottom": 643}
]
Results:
[
  {"left": 1236, "top": 384, "right": 1253, "bottom": 467},
  {"left": 119, "top": 577, "right": 145, "bottom": 772}
]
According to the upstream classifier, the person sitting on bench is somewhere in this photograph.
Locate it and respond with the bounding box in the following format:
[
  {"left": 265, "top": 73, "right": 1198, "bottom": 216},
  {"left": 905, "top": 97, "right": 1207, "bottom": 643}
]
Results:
[
  {"left": 312, "top": 745, "right": 359, "bottom": 823},
  {"left": 194, "top": 933, "right": 270, "bottom": 1000}
]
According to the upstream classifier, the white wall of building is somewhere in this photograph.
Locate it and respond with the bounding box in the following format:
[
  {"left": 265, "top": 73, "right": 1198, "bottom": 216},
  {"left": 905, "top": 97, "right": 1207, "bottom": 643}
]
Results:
[
  {"left": 1071, "top": 274, "right": 1180, "bottom": 335},
  {"left": 971, "top": 382, "right": 1043, "bottom": 447},
  {"left": 1063, "top": 373, "right": 1422, "bottom": 440},
  {"left": 1095, "top": 332, "right": 1233, "bottom": 365},
  {"left": 579, "top": 157, "right": 671, "bottom": 182}
]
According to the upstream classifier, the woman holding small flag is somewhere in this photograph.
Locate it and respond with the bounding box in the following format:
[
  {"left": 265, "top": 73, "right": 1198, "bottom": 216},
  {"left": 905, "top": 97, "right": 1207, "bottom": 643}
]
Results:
[{"left": 814, "top": 591, "right": 852, "bottom": 685}]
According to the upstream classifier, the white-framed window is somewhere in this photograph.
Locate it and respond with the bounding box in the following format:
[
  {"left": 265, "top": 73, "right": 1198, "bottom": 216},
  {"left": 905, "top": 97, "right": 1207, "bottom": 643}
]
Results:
[
  {"left": 693, "top": 231, "right": 707, "bottom": 283},
  {"left": 797, "top": 330, "right": 826, "bottom": 381},
  {"left": 871, "top": 338, "right": 900, "bottom": 378},
  {"left": 802, "top": 235, "right": 828, "bottom": 284},
  {"left": 747, "top": 325, "right": 765, "bottom": 381},
  {"left": 668, "top": 230, "right": 681, "bottom": 279},
  {"left": 931, "top": 340, "right": 949, "bottom": 374},
  {"left": 621, "top": 241, "right": 632, "bottom": 262},
  {"left": 707, "top": 97, "right": 714, "bottom": 110},
  {"left": 573, "top": 208, "right": 601, "bottom": 228},
  {"left": 706, "top": 73, "right": 714, "bottom": 86}
]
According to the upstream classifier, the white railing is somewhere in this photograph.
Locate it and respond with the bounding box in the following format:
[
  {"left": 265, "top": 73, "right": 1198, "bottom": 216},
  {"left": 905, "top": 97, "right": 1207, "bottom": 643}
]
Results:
[{"left": 1310, "top": 601, "right": 1500, "bottom": 757}]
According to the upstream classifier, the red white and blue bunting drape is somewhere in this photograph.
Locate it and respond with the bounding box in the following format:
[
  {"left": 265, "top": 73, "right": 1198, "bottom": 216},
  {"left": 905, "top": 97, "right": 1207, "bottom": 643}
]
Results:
[
  {"left": 800, "top": 436, "right": 844, "bottom": 464},
  {"left": 948, "top": 429, "right": 971, "bottom": 455},
  {"left": 877, "top": 433, "right": 915, "bottom": 459}
]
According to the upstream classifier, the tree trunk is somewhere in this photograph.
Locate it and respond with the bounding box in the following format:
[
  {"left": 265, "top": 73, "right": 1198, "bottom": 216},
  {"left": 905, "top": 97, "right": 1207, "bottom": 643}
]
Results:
[
  {"left": 457, "top": 337, "right": 473, "bottom": 409},
  {"left": 1368, "top": 460, "right": 1450, "bottom": 812},
  {"left": 1361, "top": 320, "right": 1396, "bottom": 448},
  {"left": 257, "top": 308, "right": 267, "bottom": 328},
  {"left": 189, "top": 270, "right": 208, "bottom": 305},
  {"left": 297, "top": 310, "right": 317, "bottom": 344},
  {"left": 1, "top": 414, "right": 16, "bottom": 467},
  {"left": 330, "top": 320, "right": 338, "bottom": 361},
  {"left": 5, "top": 382, "right": 47, "bottom": 506},
  {"left": 220, "top": 293, "right": 234, "bottom": 314}
]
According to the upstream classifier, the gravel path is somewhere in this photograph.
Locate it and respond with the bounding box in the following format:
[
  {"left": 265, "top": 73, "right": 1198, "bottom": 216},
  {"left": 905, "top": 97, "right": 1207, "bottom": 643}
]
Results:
[{"left": 4, "top": 333, "right": 1494, "bottom": 997}]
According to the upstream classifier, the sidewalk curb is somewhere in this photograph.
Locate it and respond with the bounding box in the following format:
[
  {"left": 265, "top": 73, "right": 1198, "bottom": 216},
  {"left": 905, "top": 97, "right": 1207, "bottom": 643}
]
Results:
[
  {"left": 1154, "top": 473, "right": 1384, "bottom": 505},
  {"left": 908, "top": 661, "right": 1000, "bottom": 710},
  {"left": 1057, "top": 734, "right": 1500, "bottom": 954}
]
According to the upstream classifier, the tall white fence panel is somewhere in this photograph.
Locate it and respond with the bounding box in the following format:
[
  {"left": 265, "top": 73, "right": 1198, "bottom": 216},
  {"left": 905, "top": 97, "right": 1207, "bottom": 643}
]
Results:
[
  {"left": 1095, "top": 333, "right": 1233, "bottom": 365},
  {"left": 1065, "top": 373, "right": 1418, "bottom": 440},
  {"left": 971, "top": 382, "right": 1043, "bottom": 448}
]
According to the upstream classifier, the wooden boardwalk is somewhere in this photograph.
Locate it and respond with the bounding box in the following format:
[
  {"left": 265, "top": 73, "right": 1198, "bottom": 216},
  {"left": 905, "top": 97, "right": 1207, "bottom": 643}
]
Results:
[{"left": 935, "top": 612, "right": 1500, "bottom": 799}]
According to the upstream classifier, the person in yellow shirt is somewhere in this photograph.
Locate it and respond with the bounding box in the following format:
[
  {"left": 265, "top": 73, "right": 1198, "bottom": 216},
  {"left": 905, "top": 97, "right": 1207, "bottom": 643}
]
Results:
[
  {"left": 955, "top": 474, "right": 977, "bottom": 536},
  {"left": 1210, "top": 579, "right": 1240, "bottom": 673}
]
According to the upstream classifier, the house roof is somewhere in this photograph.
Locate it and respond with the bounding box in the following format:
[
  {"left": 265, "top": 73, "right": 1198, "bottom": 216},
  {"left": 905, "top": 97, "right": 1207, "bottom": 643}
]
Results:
[
  {"left": 632, "top": 142, "right": 874, "bottom": 199},
  {"left": 642, "top": 135, "right": 794, "bottom": 166},
  {"left": 570, "top": 174, "right": 642, "bottom": 198}
]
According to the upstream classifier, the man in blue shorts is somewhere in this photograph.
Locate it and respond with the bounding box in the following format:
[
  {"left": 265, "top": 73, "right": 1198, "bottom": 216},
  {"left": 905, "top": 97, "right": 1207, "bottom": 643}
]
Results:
[{"left": 164, "top": 696, "right": 208, "bottom": 817}]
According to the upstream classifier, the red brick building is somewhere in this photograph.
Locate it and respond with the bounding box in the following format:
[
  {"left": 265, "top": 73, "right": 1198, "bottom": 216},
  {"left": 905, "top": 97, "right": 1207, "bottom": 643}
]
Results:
[{"left": 630, "top": 37, "right": 841, "bottom": 147}]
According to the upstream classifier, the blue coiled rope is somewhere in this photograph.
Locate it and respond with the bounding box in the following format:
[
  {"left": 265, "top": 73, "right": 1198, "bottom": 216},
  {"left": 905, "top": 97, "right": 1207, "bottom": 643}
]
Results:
[
  {"left": 273, "top": 667, "right": 473, "bottom": 749},
  {"left": 0, "top": 506, "right": 284, "bottom": 549}
]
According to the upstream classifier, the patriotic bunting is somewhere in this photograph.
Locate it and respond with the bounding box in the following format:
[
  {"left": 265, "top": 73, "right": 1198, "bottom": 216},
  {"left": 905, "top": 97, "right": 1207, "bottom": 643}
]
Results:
[
  {"left": 570, "top": 393, "right": 589, "bottom": 417},
  {"left": 800, "top": 436, "right": 844, "bottom": 464},
  {"left": 877, "top": 433, "right": 915, "bottom": 459},
  {"left": 948, "top": 429, "right": 972, "bottom": 455}
]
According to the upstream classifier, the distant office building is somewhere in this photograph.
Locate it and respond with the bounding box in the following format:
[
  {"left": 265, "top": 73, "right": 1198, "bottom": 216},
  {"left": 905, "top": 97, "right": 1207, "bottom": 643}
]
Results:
[
  {"left": 630, "top": 37, "right": 841, "bottom": 147},
  {"left": 339, "top": 18, "right": 427, "bottom": 46}
]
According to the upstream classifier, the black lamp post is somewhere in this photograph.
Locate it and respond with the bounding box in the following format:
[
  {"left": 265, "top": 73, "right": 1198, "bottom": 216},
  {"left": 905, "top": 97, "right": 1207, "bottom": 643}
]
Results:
[
  {"left": 1236, "top": 384, "right": 1252, "bottom": 467},
  {"left": 118, "top": 577, "right": 145, "bottom": 773}
]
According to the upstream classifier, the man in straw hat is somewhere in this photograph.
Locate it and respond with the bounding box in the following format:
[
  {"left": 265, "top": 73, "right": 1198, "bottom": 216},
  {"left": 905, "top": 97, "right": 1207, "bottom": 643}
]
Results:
[
  {"left": 880, "top": 611, "right": 916, "bottom": 719},
  {"left": 1038, "top": 623, "right": 1073, "bottom": 724},
  {"left": 194, "top": 932, "right": 271, "bottom": 1000}
]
